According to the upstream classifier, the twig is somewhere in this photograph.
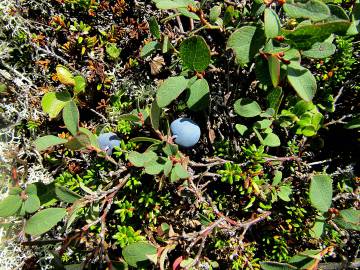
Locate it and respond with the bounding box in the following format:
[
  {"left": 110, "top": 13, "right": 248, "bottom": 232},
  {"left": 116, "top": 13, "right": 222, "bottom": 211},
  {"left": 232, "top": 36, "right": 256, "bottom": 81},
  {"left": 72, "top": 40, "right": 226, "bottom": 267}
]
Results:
[
  {"left": 307, "top": 159, "right": 332, "bottom": 166},
  {"left": 264, "top": 156, "right": 301, "bottom": 163},
  {"left": 160, "top": 13, "right": 182, "bottom": 23},
  {"left": 176, "top": 15, "right": 185, "bottom": 33},
  {"left": 323, "top": 114, "right": 352, "bottom": 127},
  {"left": 189, "top": 25, "right": 221, "bottom": 36},
  {"left": 184, "top": 237, "right": 207, "bottom": 270},
  {"left": 90, "top": 108, "right": 108, "bottom": 122},
  {"left": 332, "top": 192, "right": 359, "bottom": 201},
  {"left": 333, "top": 86, "right": 344, "bottom": 106},
  {"left": 0, "top": 60, "right": 35, "bottom": 88}
]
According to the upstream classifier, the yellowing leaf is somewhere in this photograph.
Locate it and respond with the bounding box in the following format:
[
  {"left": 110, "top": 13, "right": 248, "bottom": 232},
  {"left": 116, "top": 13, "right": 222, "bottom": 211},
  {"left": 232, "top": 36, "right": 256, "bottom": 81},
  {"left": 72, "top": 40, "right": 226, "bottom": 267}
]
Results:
[{"left": 56, "top": 65, "right": 75, "bottom": 86}]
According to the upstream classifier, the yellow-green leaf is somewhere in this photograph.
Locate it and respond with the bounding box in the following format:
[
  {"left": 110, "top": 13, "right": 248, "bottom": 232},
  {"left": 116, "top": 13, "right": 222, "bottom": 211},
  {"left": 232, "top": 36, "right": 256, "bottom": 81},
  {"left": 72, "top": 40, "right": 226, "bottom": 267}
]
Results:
[
  {"left": 41, "top": 91, "right": 71, "bottom": 118},
  {"left": 56, "top": 65, "right": 75, "bottom": 86}
]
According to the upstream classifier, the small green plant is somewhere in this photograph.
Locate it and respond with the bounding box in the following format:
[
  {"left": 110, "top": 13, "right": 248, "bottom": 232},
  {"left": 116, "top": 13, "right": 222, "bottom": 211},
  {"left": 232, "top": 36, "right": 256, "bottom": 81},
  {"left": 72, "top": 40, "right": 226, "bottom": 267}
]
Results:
[{"left": 113, "top": 225, "right": 145, "bottom": 248}]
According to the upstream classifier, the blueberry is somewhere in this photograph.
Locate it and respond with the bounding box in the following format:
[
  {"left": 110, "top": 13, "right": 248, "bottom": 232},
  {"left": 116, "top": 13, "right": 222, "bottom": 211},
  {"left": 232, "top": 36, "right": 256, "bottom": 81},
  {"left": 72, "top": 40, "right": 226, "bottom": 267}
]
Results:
[
  {"left": 98, "top": 132, "right": 121, "bottom": 155},
  {"left": 170, "top": 118, "right": 200, "bottom": 148}
]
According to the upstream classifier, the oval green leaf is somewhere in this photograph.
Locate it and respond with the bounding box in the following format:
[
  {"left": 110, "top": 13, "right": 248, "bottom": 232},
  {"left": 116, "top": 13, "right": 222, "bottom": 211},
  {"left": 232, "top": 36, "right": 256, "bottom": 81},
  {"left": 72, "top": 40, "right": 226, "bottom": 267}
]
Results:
[
  {"left": 180, "top": 36, "right": 211, "bottom": 72},
  {"left": 34, "top": 135, "right": 68, "bottom": 152},
  {"left": 25, "top": 208, "right": 67, "bottom": 236},
  {"left": 122, "top": 241, "right": 157, "bottom": 267},
  {"left": 0, "top": 195, "right": 22, "bottom": 217},
  {"left": 268, "top": 55, "right": 281, "bottom": 87},
  {"left": 24, "top": 194, "right": 41, "bottom": 213},
  {"left": 287, "top": 63, "right": 317, "bottom": 102},
  {"left": 187, "top": 78, "right": 210, "bottom": 111},
  {"left": 283, "top": 0, "right": 330, "bottom": 22},
  {"left": 55, "top": 185, "right": 82, "bottom": 203},
  {"left": 63, "top": 100, "right": 79, "bottom": 136},
  {"left": 309, "top": 174, "right": 333, "bottom": 213},
  {"left": 156, "top": 76, "right": 189, "bottom": 108},
  {"left": 302, "top": 42, "right": 336, "bottom": 59},
  {"left": 227, "top": 26, "right": 265, "bottom": 66},
  {"left": 234, "top": 98, "right": 262, "bottom": 117},
  {"left": 41, "top": 92, "right": 71, "bottom": 118},
  {"left": 264, "top": 8, "right": 280, "bottom": 39}
]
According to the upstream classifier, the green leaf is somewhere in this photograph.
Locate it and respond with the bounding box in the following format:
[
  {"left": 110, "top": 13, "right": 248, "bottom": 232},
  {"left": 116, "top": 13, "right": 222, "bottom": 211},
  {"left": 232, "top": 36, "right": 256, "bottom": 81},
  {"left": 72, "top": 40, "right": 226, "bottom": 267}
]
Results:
[
  {"left": 260, "top": 261, "right": 297, "bottom": 270},
  {"left": 347, "top": 2, "right": 360, "bottom": 35},
  {"left": 187, "top": 78, "right": 210, "bottom": 111},
  {"left": 277, "top": 185, "right": 292, "bottom": 201},
  {"left": 283, "top": 48, "right": 301, "bottom": 63},
  {"left": 333, "top": 208, "right": 360, "bottom": 231},
  {"left": 41, "top": 91, "right": 71, "bottom": 118},
  {"left": 24, "top": 194, "right": 40, "bottom": 213},
  {"left": 73, "top": 75, "right": 86, "bottom": 94},
  {"left": 0, "top": 83, "right": 7, "bottom": 93},
  {"left": 283, "top": 0, "right": 330, "bottom": 22},
  {"left": 34, "top": 135, "right": 68, "bottom": 152},
  {"left": 150, "top": 100, "right": 161, "bottom": 130},
  {"left": 235, "top": 124, "right": 248, "bottom": 135},
  {"left": 180, "top": 36, "right": 211, "bottom": 72},
  {"left": 287, "top": 63, "right": 317, "bottom": 102},
  {"left": 0, "top": 195, "right": 22, "bottom": 217},
  {"left": 263, "top": 133, "right": 281, "bottom": 147},
  {"left": 234, "top": 98, "right": 262, "bottom": 117},
  {"left": 328, "top": 4, "right": 349, "bottom": 21},
  {"left": 140, "top": 41, "right": 159, "bottom": 57},
  {"left": 283, "top": 20, "right": 351, "bottom": 49},
  {"left": 255, "top": 56, "right": 273, "bottom": 88},
  {"left": 63, "top": 100, "right": 79, "bottom": 136},
  {"left": 153, "top": 0, "right": 190, "bottom": 9},
  {"left": 162, "top": 35, "right": 170, "bottom": 53},
  {"left": 227, "top": 26, "right": 265, "bottom": 66},
  {"left": 224, "top": 5, "right": 236, "bottom": 25},
  {"left": 56, "top": 65, "right": 75, "bottom": 86},
  {"left": 173, "top": 163, "right": 189, "bottom": 179},
  {"left": 267, "top": 87, "right": 283, "bottom": 114},
  {"left": 25, "top": 184, "right": 37, "bottom": 195},
  {"left": 178, "top": 7, "right": 200, "bottom": 20},
  {"left": 301, "top": 125, "right": 316, "bottom": 137},
  {"left": 65, "top": 133, "right": 91, "bottom": 150},
  {"left": 310, "top": 216, "right": 326, "bottom": 238},
  {"left": 163, "top": 159, "right": 173, "bottom": 176},
  {"left": 268, "top": 55, "right": 281, "bottom": 87},
  {"left": 122, "top": 241, "right": 157, "bottom": 267},
  {"left": 9, "top": 187, "right": 22, "bottom": 195},
  {"left": 106, "top": 43, "right": 121, "bottom": 59},
  {"left": 309, "top": 174, "right": 333, "bottom": 213},
  {"left": 264, "top": 8, "right": 281, "bottom": 39},
  {"left": 25, "top": 208, "right": 67, "bottom": 236},
  {"left": 79, "top": 127, "right": 100, "bottom": 148},
  {"left": 288, "top": 254, "right": 317, "bottom": 269},
  {"left": 144, "top": 160, "right": 164, "bottom": 175},
  {"left": 156, "top": 76, "right": 189, "bottom": 108},
  {"left": 128, "top": 151, "right": 158, "bottom": 167},
  {"left": 34, "top": 182, "right": 58, "bottom": 207},
  {"left": 272, "top": 171, "right": 282, "bottom": 186},
  {"left": 55, "top": 185, "right": 82, "bottom": 203},
  {"left": 163, "top": 143, "right": 178, "bottom": 156},
  {"left": 171, "top": 167, "right": 180, "bottom": 181},
  {"left": 128, "top": 137, "right": 162, "bottom": 144},
  {"left": 302, "top": 42, "right": 336, "bottom": 59},
  {"left": 149, "top": 16, "right": 161, "bottom": 39},
  {"left": 255, "top": 119, "right": 272, "bottom": 129},
  {"left": 209, "top": 5, "right": 222, "bottom": 23}
]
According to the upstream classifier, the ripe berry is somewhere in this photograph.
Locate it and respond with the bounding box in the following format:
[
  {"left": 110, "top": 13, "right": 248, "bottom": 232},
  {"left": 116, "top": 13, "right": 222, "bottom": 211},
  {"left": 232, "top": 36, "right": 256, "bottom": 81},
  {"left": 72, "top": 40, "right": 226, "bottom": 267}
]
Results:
[
  {"left": 170, "top": 118, "right": 200, "bottom": 148},
  {"left": 98, "top": 132, "right": 121, "bottom": 155}
]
